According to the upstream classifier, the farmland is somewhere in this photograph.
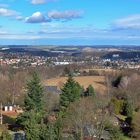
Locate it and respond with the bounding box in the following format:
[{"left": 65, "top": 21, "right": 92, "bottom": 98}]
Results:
[{"left": 43, "top": 76, "right": 107, "bottom": 94}]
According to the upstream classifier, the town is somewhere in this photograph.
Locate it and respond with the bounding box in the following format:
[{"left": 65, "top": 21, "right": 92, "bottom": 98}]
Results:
[{"left": 0, "top": 46, "right": 139, "bottom": 70}]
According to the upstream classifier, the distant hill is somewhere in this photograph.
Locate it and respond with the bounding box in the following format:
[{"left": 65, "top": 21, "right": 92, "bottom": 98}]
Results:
[{"left": 0, "top": 47, "right": 60, "bottom": 57}]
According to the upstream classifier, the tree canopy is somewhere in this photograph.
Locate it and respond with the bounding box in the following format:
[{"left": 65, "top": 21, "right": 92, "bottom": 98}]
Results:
[
  {"left": 85, "top": 84, "right": 96, "bottom": 97},
  {"left": 24, "top": 72, "right": 43, "bottom": 112},
  {"left": 60, "top": 74, "right": 82, "bottom": 111},
  {"left": 16, "top": 72, "right": 45, "bottom": 140}
]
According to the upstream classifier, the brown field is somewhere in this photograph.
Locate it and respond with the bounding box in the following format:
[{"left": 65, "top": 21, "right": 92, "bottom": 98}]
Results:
[
  {"left": 80, "top": 68, "right": 117, "bottom": 73},
  {"left": 43, "top": 76, "right": 107, "bottom": 94}
]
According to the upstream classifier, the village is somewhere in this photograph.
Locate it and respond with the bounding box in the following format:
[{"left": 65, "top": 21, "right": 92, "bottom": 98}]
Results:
[{"left": 0, "top": 47, "right": 139, "bottom": 70}]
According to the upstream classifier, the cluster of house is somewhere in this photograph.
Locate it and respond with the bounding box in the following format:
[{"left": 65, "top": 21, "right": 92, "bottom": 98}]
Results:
[
  {"left": 0, "top": 59, "right": 20, "bottom": 65},
  {"left": 102, "top": 59, "right": 140, "bottom": 69},
  {"left": 1, "top": 104, "right": 23, "bottom": 114},
  {"left": 0, "top": 57, "right": 47, "bottom": 67},
  {"left": 0, "top": 49, "right": 139, "bottom": 71}
]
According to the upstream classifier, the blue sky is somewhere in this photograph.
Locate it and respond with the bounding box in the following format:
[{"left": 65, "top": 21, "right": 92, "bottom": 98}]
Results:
[{"left": 0, "top": 0, "right": 140, "bottom": 45}]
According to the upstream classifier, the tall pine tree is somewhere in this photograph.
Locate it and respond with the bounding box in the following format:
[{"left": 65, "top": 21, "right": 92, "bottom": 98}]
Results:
[
  {"left": 60, "top": 74, "right": 82, "bottom": 111},
  {"left": 24, "top": 72, "right": 43, "bottom": 112},
  {"left": 16, "top": 72, "right": 45, "bottom": 140}
]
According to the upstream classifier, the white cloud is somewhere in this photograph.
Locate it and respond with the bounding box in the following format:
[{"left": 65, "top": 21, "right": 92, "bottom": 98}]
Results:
[
  {"left": 114, "top": 14, "right": 140, "bottom": 29},
  {"left": 0, "top": 31, "right": 8, "bottom": 35},
  {"left": 25, "top": 12, "right": 50, "bottom": 23},
  {"left": 47, "top": 10, "right": 83, "bottom": 20},
  {"left": 31, "top": 0, "right": 55, "bottom": 4},
  {"left": 25, "top": 10, "right": 83, "bottom": 23},
  {"left": 31, "top": 0, "right": 46, "bottom": 4},
  {"left": 0, "top": 8, "right": 19, "bottom": 17},
  {"left": 1, "top": 24, "right": 140, "bottom": 41},
  {"left": 15, "top": 16, "right": 24, "bottom": 21}
]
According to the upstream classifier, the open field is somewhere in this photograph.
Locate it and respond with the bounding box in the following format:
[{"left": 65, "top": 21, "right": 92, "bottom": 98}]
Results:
[
  {"left": 80, "top": 68, "right": 118, "bottom": 74},
  {"left": 43, "top": 76, "right": 107, "bottom": 94}
]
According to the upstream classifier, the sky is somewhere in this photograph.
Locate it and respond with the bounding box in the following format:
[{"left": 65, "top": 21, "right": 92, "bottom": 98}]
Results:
[{"left": 0, "top": 0, "right": 140, "bottom": 45}]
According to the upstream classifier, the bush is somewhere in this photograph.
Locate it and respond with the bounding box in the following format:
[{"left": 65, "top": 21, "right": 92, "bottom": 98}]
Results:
[
  {"left": 108, "top": 127, "right": 124, "bottom": 140},
  {"left": 1, "top": 129, "right": 12, "bottom": 140},
  {"left": 110, "top": 98, "right": 124, "bottom": 115}
]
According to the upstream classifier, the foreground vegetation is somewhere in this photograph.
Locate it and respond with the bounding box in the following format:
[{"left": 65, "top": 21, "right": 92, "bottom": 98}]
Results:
[{"left": 0, "top": 65, "right": 139, "bottom": 140}]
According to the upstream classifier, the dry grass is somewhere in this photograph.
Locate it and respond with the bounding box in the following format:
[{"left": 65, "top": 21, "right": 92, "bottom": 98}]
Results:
[
  {"left": 43, "top": 76, "right": 107, "bottom": 94},
  {"left": 80, "top": 68, "right": 117, "bottom": 73}
]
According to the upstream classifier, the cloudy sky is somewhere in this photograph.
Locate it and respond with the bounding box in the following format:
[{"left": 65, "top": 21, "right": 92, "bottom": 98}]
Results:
[{"left": 0, "top": 0, "right": 140, "bottom": 45}]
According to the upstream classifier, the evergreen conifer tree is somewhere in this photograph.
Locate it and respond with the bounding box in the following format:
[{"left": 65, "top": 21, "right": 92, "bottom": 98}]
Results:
[
  {"left": 60, "top": 74, "right": 82, "bottom": 111},
  {"left": 85, "top": 84, "right": 96, "bottom": 97},
  {"left": 16, "top": 72, "right": 45, "bottom": 140},
  {"left": 24, "top": 72, "right": 43, "bottom": 112}
]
